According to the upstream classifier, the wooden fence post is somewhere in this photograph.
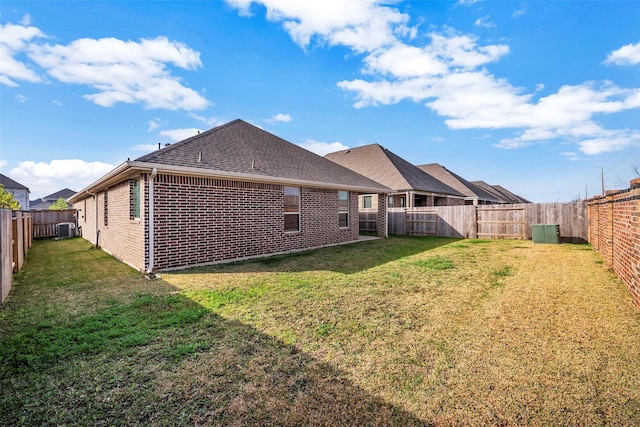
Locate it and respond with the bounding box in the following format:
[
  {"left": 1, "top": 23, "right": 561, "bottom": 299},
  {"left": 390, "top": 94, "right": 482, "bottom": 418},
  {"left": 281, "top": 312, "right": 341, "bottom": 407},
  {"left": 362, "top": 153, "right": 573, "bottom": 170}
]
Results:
[{"left": 1, "top": 209, "right": 13, "bottom": 304}]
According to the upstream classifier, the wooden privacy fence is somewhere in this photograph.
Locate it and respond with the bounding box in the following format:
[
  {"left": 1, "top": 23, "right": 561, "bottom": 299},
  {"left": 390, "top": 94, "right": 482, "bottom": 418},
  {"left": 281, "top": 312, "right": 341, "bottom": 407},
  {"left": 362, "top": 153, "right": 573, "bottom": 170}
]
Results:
[
  {"left": 405, "top": 210, "right": 438, "bottom": 236},
  {"left": 1, "top": 210, "right": 33, "bottom": 304},
  {"left": 476, "top": 207, "right": 526, "bottom": 239},
  {"left": 359, "top": 212, "right": 378, "bottom": 234},
  {"left": 32, "top": 209, "right": 76, "bottom": 238},
  {"left": 387, "top": 201, "right": 587, "bottom": 242}
]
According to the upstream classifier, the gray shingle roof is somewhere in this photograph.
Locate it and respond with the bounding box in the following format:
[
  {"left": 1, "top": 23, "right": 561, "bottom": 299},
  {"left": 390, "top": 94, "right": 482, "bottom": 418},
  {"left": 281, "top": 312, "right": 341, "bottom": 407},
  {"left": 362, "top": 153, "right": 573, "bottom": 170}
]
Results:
[
  {"left": 136, "top": 119, "right": 388, "bottom": 192},
  {"left": 0, "top": 173, "right": 29, "bottom": 191},
  {"left": 471, "top": 181, "right": 531, "bottom": 204},
  {"left": 43, "top": 188, "right": 76, "bottom": 201},
  {"left": 492, "top": 184, "right": 531, "bottom": 204},
  {"left": 325, "top": 144, "right": 464, "bottom": 196},
  {"left": 30, "top": 188, "right": 76, "bottom": 210},
  {"left": 417, "top": 163, "right": 499, "bottom": 203}
]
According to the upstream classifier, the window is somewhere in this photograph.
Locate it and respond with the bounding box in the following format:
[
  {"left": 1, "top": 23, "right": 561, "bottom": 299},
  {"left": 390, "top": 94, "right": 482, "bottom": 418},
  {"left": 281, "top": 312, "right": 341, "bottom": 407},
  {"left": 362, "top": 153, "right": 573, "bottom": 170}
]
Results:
[
  {"left": 284, "top": 186, "right": 300, "bottom": 232},
  {"left": 388, "top": 196, "right": 394, "bottom": 208},
  {"left": 338, "top": 191, "right": 349, "bottom": 228},
  {"left": 362, "top": 195, "right": 372, "bottom": 209},
  {"left": 130, "top": 179, "right": 140, "bottom": 220}
]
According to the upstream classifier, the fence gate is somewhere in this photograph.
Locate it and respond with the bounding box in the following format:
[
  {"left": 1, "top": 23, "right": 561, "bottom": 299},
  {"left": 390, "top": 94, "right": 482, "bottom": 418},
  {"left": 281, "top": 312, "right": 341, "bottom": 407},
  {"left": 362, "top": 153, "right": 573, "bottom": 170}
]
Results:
[
  {"left": 405, "top": 210, "right": 438, "bottom": 236},
  {"left": 359, "top": 212, "right": 378, "bottom": 234},
  {"left": 476, "top": 207, "right": 525, "bottom": 239}
]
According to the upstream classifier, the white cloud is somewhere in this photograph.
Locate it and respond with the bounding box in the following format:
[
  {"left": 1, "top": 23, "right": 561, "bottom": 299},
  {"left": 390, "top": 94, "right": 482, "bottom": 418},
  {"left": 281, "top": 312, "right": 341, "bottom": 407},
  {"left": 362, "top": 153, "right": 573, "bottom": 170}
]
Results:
[
  {"left": 228, "top": 1, "right": 640, "bottom": 156},
  {"left": 364, "top": 43, "right": 447, "bottom": 77},
  {"left": 298, "top": 139, "right": 349, "bottom": 156},
  {"left": 605, "top": 42, "right": 640, "bottom": 66},
  {"left": 577, "top": 131, "right": 640, "bottom": 155},
  {"left": 474, "top": 15, "right": 495, "bottom": 28},
  {"left": 226, "top": 0, "right": 409, "bottom": 52},
  {"left": 188, "top": 113, "right": 223, "bottom": 127},
  {"left": 132, "top": 144, "right": 160, "bottom": 152},
  {"left": 15, "top": 94, "right": 27, "bottom": 102},
  {"left": 9, "top": 159, "right": 114, "bottom": 198},
  {"left": 458, "top": 0, "right": 481, "bottom": 5},
  {"left": 0, "top": 20, "right": 209, "bottom": 109},
  {"left": 148, "top": 119, "right": 162, "bottom": 132},
  {"left": 268, "top": 113, "right": 293, "bottom": 123},
  {"left": 513, "top": 6, "right": 526, "bottom": 18},
  {"left": 560, "top": 152, "right": 580, "bottom": 161},
  {"left": 159, "top": 128, "right": 201, "bottom": 141},
  {"left": 342, "top": 54, "right": 639, "bottom": 155},
  {"left": 362, "top": 32, "right": 509, "bottom": 79},
  {"left": 0, "top": 159, "right": 7, "bottom": 169},
  {"left": 0, "top": 22, "right": 45, "bottom": 86},
  {"left": 428, "top": 32, "right": 510, "bottom": 69},
  {"left": 28, "top": 35, "right": 209, "bottom": 110},
  {"left": 52, "top": 99, "right": 61, "bottom": 106}
]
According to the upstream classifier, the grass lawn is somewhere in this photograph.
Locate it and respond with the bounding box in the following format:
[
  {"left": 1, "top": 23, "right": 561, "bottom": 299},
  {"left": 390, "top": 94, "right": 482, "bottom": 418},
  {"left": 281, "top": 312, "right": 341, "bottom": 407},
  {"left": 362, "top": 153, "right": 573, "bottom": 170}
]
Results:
[{"left": 1, "top": 236, "right": 639, "bottom": 426}]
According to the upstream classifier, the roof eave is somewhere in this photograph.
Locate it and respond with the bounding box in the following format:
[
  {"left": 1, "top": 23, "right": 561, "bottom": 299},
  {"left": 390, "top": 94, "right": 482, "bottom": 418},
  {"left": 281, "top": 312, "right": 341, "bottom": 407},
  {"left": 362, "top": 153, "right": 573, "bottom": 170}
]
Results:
[{"left": 69, "top": 161, "right": 390, "bottom": 202}]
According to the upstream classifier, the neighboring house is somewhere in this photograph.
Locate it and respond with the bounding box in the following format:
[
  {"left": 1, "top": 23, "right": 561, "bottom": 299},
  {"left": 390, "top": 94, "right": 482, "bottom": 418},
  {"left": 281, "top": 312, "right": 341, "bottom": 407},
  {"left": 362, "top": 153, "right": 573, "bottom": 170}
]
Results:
[
  {"left": 69, "top": 119, "right": 390, "bottom": 272},
  {"left": 0, "top": 173, "right": 30, "bottom": 210},
  {"left": 471, "top": 181, "right": 532, "bottom": 204},
  {"left": 417, "top": 163, "right": 499, "bottom": 206},
  {"left": 325, "top": 144, "right": 465, "bottom": 208},
  {"left": 30, "top": 188, "right": 76, "bottom": 210}
]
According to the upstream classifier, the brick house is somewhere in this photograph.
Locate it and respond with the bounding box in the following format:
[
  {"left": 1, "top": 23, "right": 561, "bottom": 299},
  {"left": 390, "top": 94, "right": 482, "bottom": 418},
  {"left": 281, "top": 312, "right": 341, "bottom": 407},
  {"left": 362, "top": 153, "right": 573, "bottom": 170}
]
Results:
[
  {"left": 417, "top": 163, "right": 499, "bottom": 206},
  {"left": 69, "top": 120, "right": 389, "bottom": 272},
  {"left": 470, "top": 181, "right": 531, "bottom": 204},
  {"left": 30, "top": 188, "right": 76, "bottom": 210},
  {"left": 325, "top": 144, "right": 465, "bottom": 208}
]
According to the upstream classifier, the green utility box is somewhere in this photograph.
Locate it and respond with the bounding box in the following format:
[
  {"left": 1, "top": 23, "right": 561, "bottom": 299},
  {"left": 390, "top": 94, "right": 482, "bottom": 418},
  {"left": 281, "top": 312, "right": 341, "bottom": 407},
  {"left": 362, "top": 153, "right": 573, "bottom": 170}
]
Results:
[{"left": 531, "top": 224, "right": 560, "bottom": 244}]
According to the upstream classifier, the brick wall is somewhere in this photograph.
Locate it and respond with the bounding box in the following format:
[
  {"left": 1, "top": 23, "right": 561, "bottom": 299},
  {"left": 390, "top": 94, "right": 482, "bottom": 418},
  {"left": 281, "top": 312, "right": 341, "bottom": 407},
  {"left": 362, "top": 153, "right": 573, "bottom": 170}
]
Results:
[
  {"left": 99, "top": 179, "right": 146, "bottom": 270},
  {"left": 151, "top": 174, "right": 362, "bottom": 270},
  {"left": 76, "top": 178, "right": 145, "bottom": 271},
  {"left": 587, "top": 179, "right": 640, "bottom": 309}
]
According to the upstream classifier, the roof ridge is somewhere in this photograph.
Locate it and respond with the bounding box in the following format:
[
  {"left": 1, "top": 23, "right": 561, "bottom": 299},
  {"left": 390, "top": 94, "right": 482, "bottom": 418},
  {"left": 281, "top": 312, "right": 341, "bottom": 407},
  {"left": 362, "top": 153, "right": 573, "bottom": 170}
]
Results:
[{"left": 136, "top": 119, "right": 245, "bottom": 162}]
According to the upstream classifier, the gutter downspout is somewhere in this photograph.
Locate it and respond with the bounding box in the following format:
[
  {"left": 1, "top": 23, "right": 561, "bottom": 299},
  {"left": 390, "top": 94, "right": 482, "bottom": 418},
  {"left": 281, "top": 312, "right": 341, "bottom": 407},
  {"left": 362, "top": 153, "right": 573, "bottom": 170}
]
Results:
[
  {"left": 385, "top": 193, "right": 389, "bottom": 238},
  {"left": 147, "top": 168, "right": 158, "bottom": 276}
]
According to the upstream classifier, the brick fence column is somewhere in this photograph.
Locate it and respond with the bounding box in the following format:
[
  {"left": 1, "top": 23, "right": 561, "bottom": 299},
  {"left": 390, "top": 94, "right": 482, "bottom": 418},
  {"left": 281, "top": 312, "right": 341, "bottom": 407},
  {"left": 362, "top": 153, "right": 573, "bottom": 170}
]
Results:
[
  {"left": 603, "top": 190, "right": 619, "bottom": 268},
  {"left": 377, "top": 193, "right": 388, "bottom": 238}
]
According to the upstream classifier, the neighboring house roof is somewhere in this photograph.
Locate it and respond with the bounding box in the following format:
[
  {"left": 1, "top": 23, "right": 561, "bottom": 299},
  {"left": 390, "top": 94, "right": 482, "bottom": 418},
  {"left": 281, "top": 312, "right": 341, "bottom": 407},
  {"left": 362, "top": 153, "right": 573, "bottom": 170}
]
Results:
[
  {"left": 492, "top": 184, "right": 532, "bottom": 204},
  {"left": 471, "top": 181, "right": 531, "bottom": 204},
  {"left": 44, "top": 188, "right": 76, "bottom": 202},
  {"left": 71, "top": 119, "right": 389, "bottom": 202},
  {"left": 417, "top": 163, "right": 499, "bottom": 203},
  {"left": 325, "top": 144, "right": 464, "bottom": 197},
  {"left": 0, "top": 173, "right": 29, "bottom": 191},
  {"left": 30, "top": 188, "right": 76, "bottom": 210}
]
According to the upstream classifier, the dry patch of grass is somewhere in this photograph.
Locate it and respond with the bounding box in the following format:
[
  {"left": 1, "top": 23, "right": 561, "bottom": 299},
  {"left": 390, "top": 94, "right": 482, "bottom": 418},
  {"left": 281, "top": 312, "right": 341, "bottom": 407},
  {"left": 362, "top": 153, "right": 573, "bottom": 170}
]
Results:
[{"left": 1, "top": 236, "right": 639, "bottom": 426}]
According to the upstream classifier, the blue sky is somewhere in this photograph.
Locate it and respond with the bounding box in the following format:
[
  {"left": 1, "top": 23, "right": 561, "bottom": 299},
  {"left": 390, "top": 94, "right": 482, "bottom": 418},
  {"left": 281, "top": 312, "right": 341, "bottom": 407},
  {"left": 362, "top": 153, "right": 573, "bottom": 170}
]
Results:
[{"left": 1, "top": 0, "right": 639, "bottom": 202}]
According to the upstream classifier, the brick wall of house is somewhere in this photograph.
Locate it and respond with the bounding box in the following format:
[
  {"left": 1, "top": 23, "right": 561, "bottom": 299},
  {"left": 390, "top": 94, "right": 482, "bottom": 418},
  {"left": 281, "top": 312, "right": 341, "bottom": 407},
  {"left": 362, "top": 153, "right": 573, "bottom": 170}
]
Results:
[
  {"left": 587, "top": 178, "right": 640, "bottom": 309},
  {"left": 99, "top": 179, "right": 146, "bottom": 270},
  {"left": 80, "top": 194, "right": 97, "bottom": 244},
  {"left": 76, "top": 178, "right": 146, "bottom": 271},
  {"left": 445, "top": 197, "right": 465, "bottom": 206},
  {"left": 150, "top": 174, "right": 362, "bottom": 270}
]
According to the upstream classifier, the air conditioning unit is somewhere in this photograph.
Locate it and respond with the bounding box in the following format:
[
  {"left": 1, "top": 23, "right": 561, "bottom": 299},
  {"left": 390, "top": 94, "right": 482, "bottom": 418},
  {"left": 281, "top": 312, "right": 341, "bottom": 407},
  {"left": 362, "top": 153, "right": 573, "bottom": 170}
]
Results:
[{"left": 57, "top": 222, "right": 76, "bottom": 239}]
